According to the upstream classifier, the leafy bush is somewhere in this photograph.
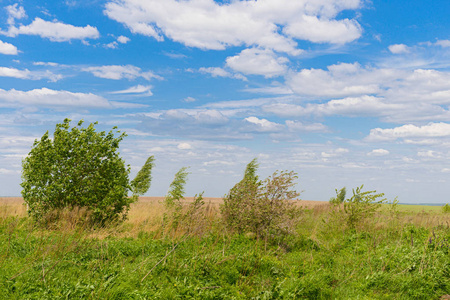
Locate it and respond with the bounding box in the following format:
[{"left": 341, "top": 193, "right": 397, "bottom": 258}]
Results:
[
  {"left": 325, "top": 185, "right": 387, "bottom": 231},
  {"left": 442, "top": 203, "right": 450, "bottom": 213},
  {"left": 162, "top": 167, "right": 205, "bottom": 234},
  {"left": 344, "top": 185, "right": 386, "bottom": 228},
  {"left": 221, "top": 159, "right": 301, "bottom": 239},
  {"left": 329, "top": 187, "right": 346, "bottom": 205},
  {"left": 21, "top": 118, "right": 153, "bottom": 225}
]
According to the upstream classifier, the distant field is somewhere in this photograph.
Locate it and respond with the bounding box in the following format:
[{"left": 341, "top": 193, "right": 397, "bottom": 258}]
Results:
[
  {"left": 1, "top": 196, "right": 445, "bottom": 213},
  {"left": 395, "top": 204, "right": 443, "bottom": 212}
]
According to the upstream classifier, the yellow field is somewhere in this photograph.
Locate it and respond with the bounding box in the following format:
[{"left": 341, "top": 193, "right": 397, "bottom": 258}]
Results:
[{"left": 2, "top": 196, "right": 449, "bottom": 239}]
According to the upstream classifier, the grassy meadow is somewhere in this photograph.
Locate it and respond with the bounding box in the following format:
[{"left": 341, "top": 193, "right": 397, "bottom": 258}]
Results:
[{"left": 1, "top": 196, "right": 450, "bottom": 299}]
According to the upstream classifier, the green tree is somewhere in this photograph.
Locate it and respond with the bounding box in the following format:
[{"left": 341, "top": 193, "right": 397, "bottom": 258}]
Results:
[{"left": 21, "top": 118, "right": 153, "bottom": 225}]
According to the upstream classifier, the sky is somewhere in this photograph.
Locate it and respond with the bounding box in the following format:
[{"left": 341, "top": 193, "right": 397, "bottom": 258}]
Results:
[{"left": 1, "top": 0, "right": 450, "bottom": 203}]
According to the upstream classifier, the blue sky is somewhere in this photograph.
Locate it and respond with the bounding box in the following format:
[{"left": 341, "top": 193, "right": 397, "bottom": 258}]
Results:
[{"left": 1, "top": 0, "right": 450, "bottom": 203}]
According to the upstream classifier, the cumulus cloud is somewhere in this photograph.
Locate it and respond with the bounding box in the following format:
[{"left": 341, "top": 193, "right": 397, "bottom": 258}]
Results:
[
  {"left": 104, "top": 0, "right": 363, "bottom": 54},
  {"left": 280, "top": 62, "right": 450, "bottom": 123},
  {"left": 0, "top": 88, "right": 110, "bottom": 109},
  {"left": 82, "top": 65, "right": 162, "bottom": 81},
  {"left": 0, "top": 40, "right": 18, "bottom": 55},
  {"left": 283, "top": 15, "right": 361, "bottom": 44},
  {"left": 104, "top": 35, "right": 131, "bottom": 49},
  {"left": 4, "top": 18, "right": 100, "bottom": 42},
  {"left": 117, "top": 35, "right": 130, "bottom": 44},
  {"left": 226, "top": 48, "right": 289, "bottom": 78},
  {"left": 5, "top": 4, "right": 26, "bottom": 25},
  {"left": 366, "top": 123, "right": 450, "bottom": 142},
  {"left": 388, "top": 44, "right": 410, "bottom": 54}
]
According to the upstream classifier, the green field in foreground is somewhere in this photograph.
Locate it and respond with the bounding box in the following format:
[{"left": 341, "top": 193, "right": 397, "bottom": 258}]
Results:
[{"left": 1, "top": 199, "right": 450, "bottom": 299}]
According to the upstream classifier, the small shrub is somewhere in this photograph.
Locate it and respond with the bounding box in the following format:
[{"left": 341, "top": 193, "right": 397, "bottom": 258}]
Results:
[
  {"left": 442, "top": 204, "right": 450, "bottom": 213},
  {"left": 344, "top": 185, "right": 387, "bottom": 228},
  {"left": 162, "top": 167, "right": 205, "bottom": 234},
  {"left": 329, "top": 187, "right": 346, "bottom": 205},
  {"left": 326, "top": 185, "right": 387, "bottom": 230},
  {"left": 221, "top": 159, "right": 301, "bottom": 239}
]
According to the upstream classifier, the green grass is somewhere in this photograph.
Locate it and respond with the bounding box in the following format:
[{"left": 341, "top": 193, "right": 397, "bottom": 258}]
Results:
[
  {"left": 1, "top": 202, "right": 450, "bottom": 299},
  {"left": 396, "top": 204, "right": 443, "bottom": 213}
]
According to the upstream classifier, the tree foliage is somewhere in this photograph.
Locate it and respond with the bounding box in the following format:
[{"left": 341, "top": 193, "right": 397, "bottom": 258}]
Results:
[
  {"left": 21, "top": 118, "right": 152, "bottom": 225},
  {"left": 130, "top": 156, "right": 155, "bottom": 197},
  {"left": 329, "top": 187, "right": 346, "bottom": 205},
  {"left": 221, "top": 159, "right": 301, "bottom": 239}
]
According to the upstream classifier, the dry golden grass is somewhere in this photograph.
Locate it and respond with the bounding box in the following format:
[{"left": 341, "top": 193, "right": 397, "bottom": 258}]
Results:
[
  {"left": 3, "top": 196, "right": 450, "bottom": 239},
  {"left": 0, "top": 197, "right": 27, "bottom": 218}
]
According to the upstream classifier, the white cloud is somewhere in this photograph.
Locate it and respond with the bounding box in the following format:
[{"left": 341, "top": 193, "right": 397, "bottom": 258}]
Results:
[
  {"left": 5, "top": 4, "right": 26, "bottom": 25},
  {"left": 199, "top": 67, "right": 247, "bottom": 81},
  {"left": 367, "top": 149, "right": 389, "bottom": 156},
  {"left": 263, "top": 96, "right": 403, "bottom": 118},
  {"left": 244, "top": 116, "right": 283, "bottom": 132},
  {"left": 4, "top": 18, "right": 100, "bottom": 42},
  {"left": 283, "top": 15, "right": 361, "bottom": 44},
  {"left": 281, "top": 63, "right": 450, "bottom": 123},
  {"left": 226, "top": 48, "right": 288, "bottom": 78},
  {"left": 136, "top": 109, "right": 256, "bottom": 140},
  {"left": 183, "top": 96, "right": 196, "bottom": 103},
  {"left": 435, "top": 40, "right": 450, "bottom": 48},
  {"left": 177, "top": 143, "right": 192, "bottom": 150},
  {"left": 33, "top": 61, "right": 61, "bottom": 67},
  {"left": 117, "top": 35, "right": 130, "bottom": 44},
  {"left": 285, "top": 120, "right": 328, "bottom": 132},
  {"left": 0, "top": 67, "right": 31, "bottom": 79},
  {"left": 82, "top": 65, "right": 162, "bottom": 81},
  {"left": 104, "top": 0, "right": 363, "bottom": 54},
  {"left": 366, "top": 123, "right": 450, "bottom": 142},
  {"left": 0, "top": 66, "right": 62, "bottom": 81},
  {"left": 321, "top": 148, "right": 349, "bottom": 158},
  {"left": 0, "top": 40, "right": 18, "bottom": 55},
  {"left": 244, "top": 84, "right": 293, "bottom": 95},
  {"left": 104, "top": 35, "right": 131, "bottom": 49},
  {"left": 104, "top": 41, "right": 118, "bottom": 49},
  {"left": 110, "top": 85, "right": 153, "bottom": 95},
  {"left": 286, "top": 62, "right": 398, "bottom": 97},
  {"left": 388, "top": 44, "right": 410, "bottom": 54},
  {"left": 417, "top": 150, "right": 438, "bottom": 158},
  {"left": 0, "top": 88, "right": 111, "bottom": 109}
]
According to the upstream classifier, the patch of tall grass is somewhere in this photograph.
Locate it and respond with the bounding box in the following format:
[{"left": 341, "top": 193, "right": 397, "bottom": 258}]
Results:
[{"left": 1, "top": 197, "right": 450, "bottom": 299}]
